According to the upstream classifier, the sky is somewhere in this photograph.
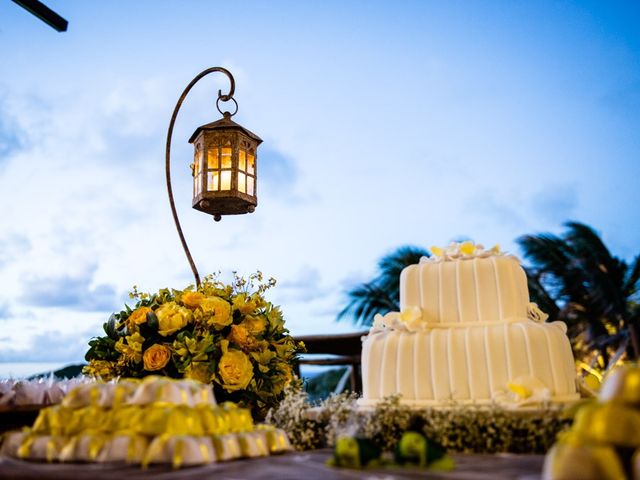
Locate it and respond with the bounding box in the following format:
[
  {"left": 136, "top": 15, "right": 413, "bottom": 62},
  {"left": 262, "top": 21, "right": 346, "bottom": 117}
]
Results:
[{"left": 0, "top": 1, "right": 639, "bottom": 373}]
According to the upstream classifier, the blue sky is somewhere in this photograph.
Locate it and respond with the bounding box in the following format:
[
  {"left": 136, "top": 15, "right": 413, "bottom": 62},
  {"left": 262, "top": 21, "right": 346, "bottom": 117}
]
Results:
[{"left": 0, "top": 1, "right": 639, "bottom": 370}]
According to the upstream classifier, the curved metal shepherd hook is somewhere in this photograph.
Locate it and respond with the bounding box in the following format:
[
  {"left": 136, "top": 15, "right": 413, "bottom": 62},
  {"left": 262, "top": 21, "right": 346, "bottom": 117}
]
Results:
[{"left": 165, "top": 67, "right": 236, "bottom": 288}]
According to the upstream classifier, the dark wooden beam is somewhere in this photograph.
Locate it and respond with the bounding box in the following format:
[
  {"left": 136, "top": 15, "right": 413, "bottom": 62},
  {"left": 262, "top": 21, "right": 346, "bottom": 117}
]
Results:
[{"left": 11, "top": 0, "right": 68, "bottom": 32}]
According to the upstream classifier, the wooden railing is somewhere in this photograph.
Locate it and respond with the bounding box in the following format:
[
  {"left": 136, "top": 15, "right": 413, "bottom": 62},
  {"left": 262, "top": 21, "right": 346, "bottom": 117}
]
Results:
[{"left": 294, "top": 331, "right": 368, "bottom": 393}]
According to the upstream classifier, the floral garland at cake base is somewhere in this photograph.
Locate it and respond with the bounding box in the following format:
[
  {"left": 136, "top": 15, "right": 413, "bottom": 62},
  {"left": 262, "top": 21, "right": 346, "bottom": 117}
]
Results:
[{"left": 266, "top": 382, "right": 572, "bottom": 454}]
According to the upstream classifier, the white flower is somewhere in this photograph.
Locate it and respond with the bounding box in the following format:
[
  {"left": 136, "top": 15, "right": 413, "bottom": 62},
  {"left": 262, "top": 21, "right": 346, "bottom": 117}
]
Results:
[
  {"left": 399, "top": 306, "right": 422, "bottom": 331},
  {"left": 527, "top": 303, "right": 549, "bottom": 323},
  {"left": 493, "top": 375, "right": 551, "bottom": 408}
]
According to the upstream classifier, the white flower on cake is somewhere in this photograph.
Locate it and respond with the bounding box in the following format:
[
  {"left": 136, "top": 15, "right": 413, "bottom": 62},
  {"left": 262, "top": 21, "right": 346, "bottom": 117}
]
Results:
[
  {"left": 371, "top": 307, "right": 423, "bottom": 333},
  {"left": 398, "top": 306, "right": 422, "bottom": 331},
  {"left": 527, "top": 302, "right": 549, "bottom": 323},
  {"left": 424, "top": 241, "right": 504, "bottom": 263},
  {"left": 493, "top": 375, "right": 552, "bottom": 408}
]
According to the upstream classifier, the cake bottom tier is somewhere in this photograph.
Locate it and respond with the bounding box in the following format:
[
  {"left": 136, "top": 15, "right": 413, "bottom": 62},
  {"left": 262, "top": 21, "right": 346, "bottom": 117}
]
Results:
[{"left": 360, "top": 321, "right": 579, "bottom": 407}]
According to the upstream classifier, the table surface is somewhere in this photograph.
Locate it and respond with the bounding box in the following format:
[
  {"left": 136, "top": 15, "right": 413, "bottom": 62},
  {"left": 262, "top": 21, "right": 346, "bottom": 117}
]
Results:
[{"left": 0, "top": 449, "right": 545, "bottom": 480}]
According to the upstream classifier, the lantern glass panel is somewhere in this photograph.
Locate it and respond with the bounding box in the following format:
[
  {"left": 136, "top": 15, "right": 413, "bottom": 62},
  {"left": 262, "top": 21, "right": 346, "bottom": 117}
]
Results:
[
  {"left": 239, "top": 150, "right": 246, "bottom": 171},
  {"left": 194, "top": 148, "right": 203, "bottom": 195},
  {"left": 247, "top": 176, "right": 254, "bottom": 196},
  {"left": 208, "top": 171, "right": 219, "bottom": 191},
  {"left": 220, "top": 171, "right": 232, "bottom": 190},
  {"left": 207, "top": 148, "right": 219, "bottom": 169},
  {"left": 238, "top": 172, "right": 246, "bottom": 193},
  {"left": 221, "top": 147, "right": 232, "bottom": 168},
  {"left": 247, "top": 153, "right": 255, "bottom": 174}
]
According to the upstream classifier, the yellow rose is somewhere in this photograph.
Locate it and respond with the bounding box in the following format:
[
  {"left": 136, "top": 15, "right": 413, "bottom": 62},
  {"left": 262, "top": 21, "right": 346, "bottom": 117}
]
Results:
[
  {"left": 241, "top": 315, "right": 267, "bottom": 336},
  {"left": 127, "top": 306, "right": 152, "bottom": 331},
  {"left": 200, "top": 296, "right": 232, "bottom": 329},
  {"left": 155, "top": 301, "right": 193, "bottom": 336},
  {"left": 143, "top": 344, "right": 172, "bottom": 371},
  {"left": 181, "top": 291, "right": 206, "bottom": 309},
  {"left": 185, "top": 362, "right": 212, "bottom": 384},
  {"left": 217, "top": 344, "right": 254, "bottom": 392},
  {"left": 228, "top": 324, "right": 253, "bottom": 349}
]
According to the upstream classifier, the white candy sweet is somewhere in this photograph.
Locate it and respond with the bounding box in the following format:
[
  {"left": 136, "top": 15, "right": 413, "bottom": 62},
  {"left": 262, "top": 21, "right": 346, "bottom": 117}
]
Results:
[
  {"left": 143, "top": 435, "right": 216, "bottom": 467},
  {"left": 97, "top": 434, "right": 149, "bottom": 463},
  {"left": 212, "top": 434, "right": 242, "bottom": 461}
]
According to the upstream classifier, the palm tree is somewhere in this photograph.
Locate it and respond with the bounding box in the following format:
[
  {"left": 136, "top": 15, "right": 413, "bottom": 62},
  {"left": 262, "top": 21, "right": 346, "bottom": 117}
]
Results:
[
  {"left": 338, "top": 246, "right": 430, "bottom": 326},
  {"left": 518, "top": 221, "right": 640, "bottom": 369}
]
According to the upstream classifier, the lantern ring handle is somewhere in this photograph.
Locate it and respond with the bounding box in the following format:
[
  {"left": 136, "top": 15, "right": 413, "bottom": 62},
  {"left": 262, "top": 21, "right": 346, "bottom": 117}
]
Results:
[{"left": 216, "top": 96, "right": 239, "bottom": 117}]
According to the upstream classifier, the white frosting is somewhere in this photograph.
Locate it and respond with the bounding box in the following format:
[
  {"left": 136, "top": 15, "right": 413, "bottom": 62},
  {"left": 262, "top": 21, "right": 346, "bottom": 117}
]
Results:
[{"left": 360, "top": 246, "right": 579, "bottom": 408}]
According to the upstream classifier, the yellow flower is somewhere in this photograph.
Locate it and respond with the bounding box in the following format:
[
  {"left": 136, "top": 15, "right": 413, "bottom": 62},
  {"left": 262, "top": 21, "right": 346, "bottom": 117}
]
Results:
[
  {"left": 200, "top": 296, "right": 232, "bottom": 330},
  {"left": 181, "top": 291, "right": 206, "bottom": 309},
  {"left": 143, "top": 344, "right": 172, "bottom": 371},
  {"left": 228, "top": 324, "right": 254, "bottom": 349},
  {"left": 217, "top": 340, "right": 254, "bottom": 392},
  {"left": 115, "top": 332, "right": 144, "bottom": 363},
  {"left": 155, "top": 301, "right": 193, "bottom": 336},
  {"left": 232, "top": 293, "right": 257, "bottom": 315},
  {"left": 185, "top": 362, "right": 212, "bottom": 384},
  {"left": 241, "top": 315, "right": 267, "bottom": 336},
  {"left": 82, "top": 360, "right": 118, "bottom": 380},
  {"left": 127, "top": 306, "right": 152, "bottom": 331},
  {"left": 173, "top": 333, "right": 212, "bottom": 363}
]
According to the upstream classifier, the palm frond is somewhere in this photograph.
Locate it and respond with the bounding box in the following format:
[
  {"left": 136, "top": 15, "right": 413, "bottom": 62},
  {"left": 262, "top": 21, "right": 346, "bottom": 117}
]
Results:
[
  {"left": 337, "top": 282, "right": 399, "bottom": 326},
  {"left": 338, "top": 245, "right": 428, "bottom": 326},
  {"left": 623, "top": 254, "right": 640, "bottom": 301}
]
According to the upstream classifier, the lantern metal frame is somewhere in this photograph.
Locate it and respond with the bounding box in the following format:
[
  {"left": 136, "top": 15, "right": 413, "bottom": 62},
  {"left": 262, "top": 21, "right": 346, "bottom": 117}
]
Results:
[{"left": 165, "top": 67, "right": 260, "bottom": 287}]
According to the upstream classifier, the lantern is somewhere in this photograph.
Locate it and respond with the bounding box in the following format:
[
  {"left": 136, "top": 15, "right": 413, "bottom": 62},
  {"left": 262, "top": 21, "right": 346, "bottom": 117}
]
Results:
[
  {"left": 189, "top": 110, "right": 262, "bottom": 222},
  {"left": 165, "top": 67, "right": 263, "bottom": 286}
]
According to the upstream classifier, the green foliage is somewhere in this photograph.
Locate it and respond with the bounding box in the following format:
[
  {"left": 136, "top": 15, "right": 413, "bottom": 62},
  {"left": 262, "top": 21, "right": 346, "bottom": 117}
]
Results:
[{"left": 518, "top": 221, "right": 640, "bottom": 368}]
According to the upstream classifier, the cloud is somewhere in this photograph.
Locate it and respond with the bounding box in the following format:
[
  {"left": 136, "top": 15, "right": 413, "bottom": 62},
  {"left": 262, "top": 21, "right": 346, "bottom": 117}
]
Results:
[
  {"left": 20, "top": 268, "right": 117, "bottom": 311},
  {"left": 530, "top": 184, "right": 578, "bottom": 224},
  {"left": 0, "top": 99, "right": 25, "bottom": 161},
  {"left": 275, "top": 266, "right": 331, "bottom": 303},
  {"left": 601, "top": 81, "right": 640, "bottom": 118},
  {"left": 0, "top": 329, "right": 92, "bottom": 363},
  {"left": 0, "top": 302, "right": 9, "bottom": 319},
  {"left": 258, "top": 148, "right": 299, "bottom": 198},
  {"left": 0, "top": 234, "right": 30, "bottom": 269},
  {"left": 465, "top": 190, "right": 527, "bottom": 230}
]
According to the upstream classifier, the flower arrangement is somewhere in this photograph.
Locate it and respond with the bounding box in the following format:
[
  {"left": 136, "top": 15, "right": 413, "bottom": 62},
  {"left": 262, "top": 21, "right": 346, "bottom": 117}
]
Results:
[
  {"left": 84, "top": 272, "right": 304, "bottom": 419},
  {"left": 267, "top": 382, "right": 571, "bottom": 454}
]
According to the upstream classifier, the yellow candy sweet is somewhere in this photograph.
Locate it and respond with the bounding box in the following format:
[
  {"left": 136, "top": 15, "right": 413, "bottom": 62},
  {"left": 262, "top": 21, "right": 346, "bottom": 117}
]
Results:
[{"left": 572, "top": 402, "right": 640, "bottom": 447}]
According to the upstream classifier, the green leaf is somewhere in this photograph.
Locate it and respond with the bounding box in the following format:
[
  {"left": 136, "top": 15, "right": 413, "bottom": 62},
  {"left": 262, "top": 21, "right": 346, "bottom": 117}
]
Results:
[
  {"left": 104, "top": 314, "right": 119, "bottom": 340},
  {"left": 147, "top": 311, "right": 159, "bottom": 331}
]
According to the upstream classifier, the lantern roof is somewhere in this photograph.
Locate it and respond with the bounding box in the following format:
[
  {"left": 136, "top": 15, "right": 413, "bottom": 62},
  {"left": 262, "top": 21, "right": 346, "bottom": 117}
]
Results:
[{"left": 188, "top": 112, "right": 262, "bottom": 145}]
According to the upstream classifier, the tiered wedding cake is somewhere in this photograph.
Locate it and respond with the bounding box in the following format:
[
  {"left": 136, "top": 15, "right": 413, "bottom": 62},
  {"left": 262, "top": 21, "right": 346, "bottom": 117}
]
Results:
[{"left": 359, "top": 242, "right": 579, "bottom": 407}]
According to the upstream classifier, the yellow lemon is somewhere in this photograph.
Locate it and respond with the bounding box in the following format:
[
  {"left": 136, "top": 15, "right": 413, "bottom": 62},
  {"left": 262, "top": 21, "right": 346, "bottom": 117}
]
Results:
[
  {"left": 600, "top": 365, "right": 640, "bottom": 406},
  {"left": 542, "top": 443, "right": 625, "bottom": 480}
]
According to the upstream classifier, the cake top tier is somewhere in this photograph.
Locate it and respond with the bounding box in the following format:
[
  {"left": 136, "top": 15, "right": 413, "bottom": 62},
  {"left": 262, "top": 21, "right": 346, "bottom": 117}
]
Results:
[{"left": 422, "top": 241, "right": 516, "bottom": 263}]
